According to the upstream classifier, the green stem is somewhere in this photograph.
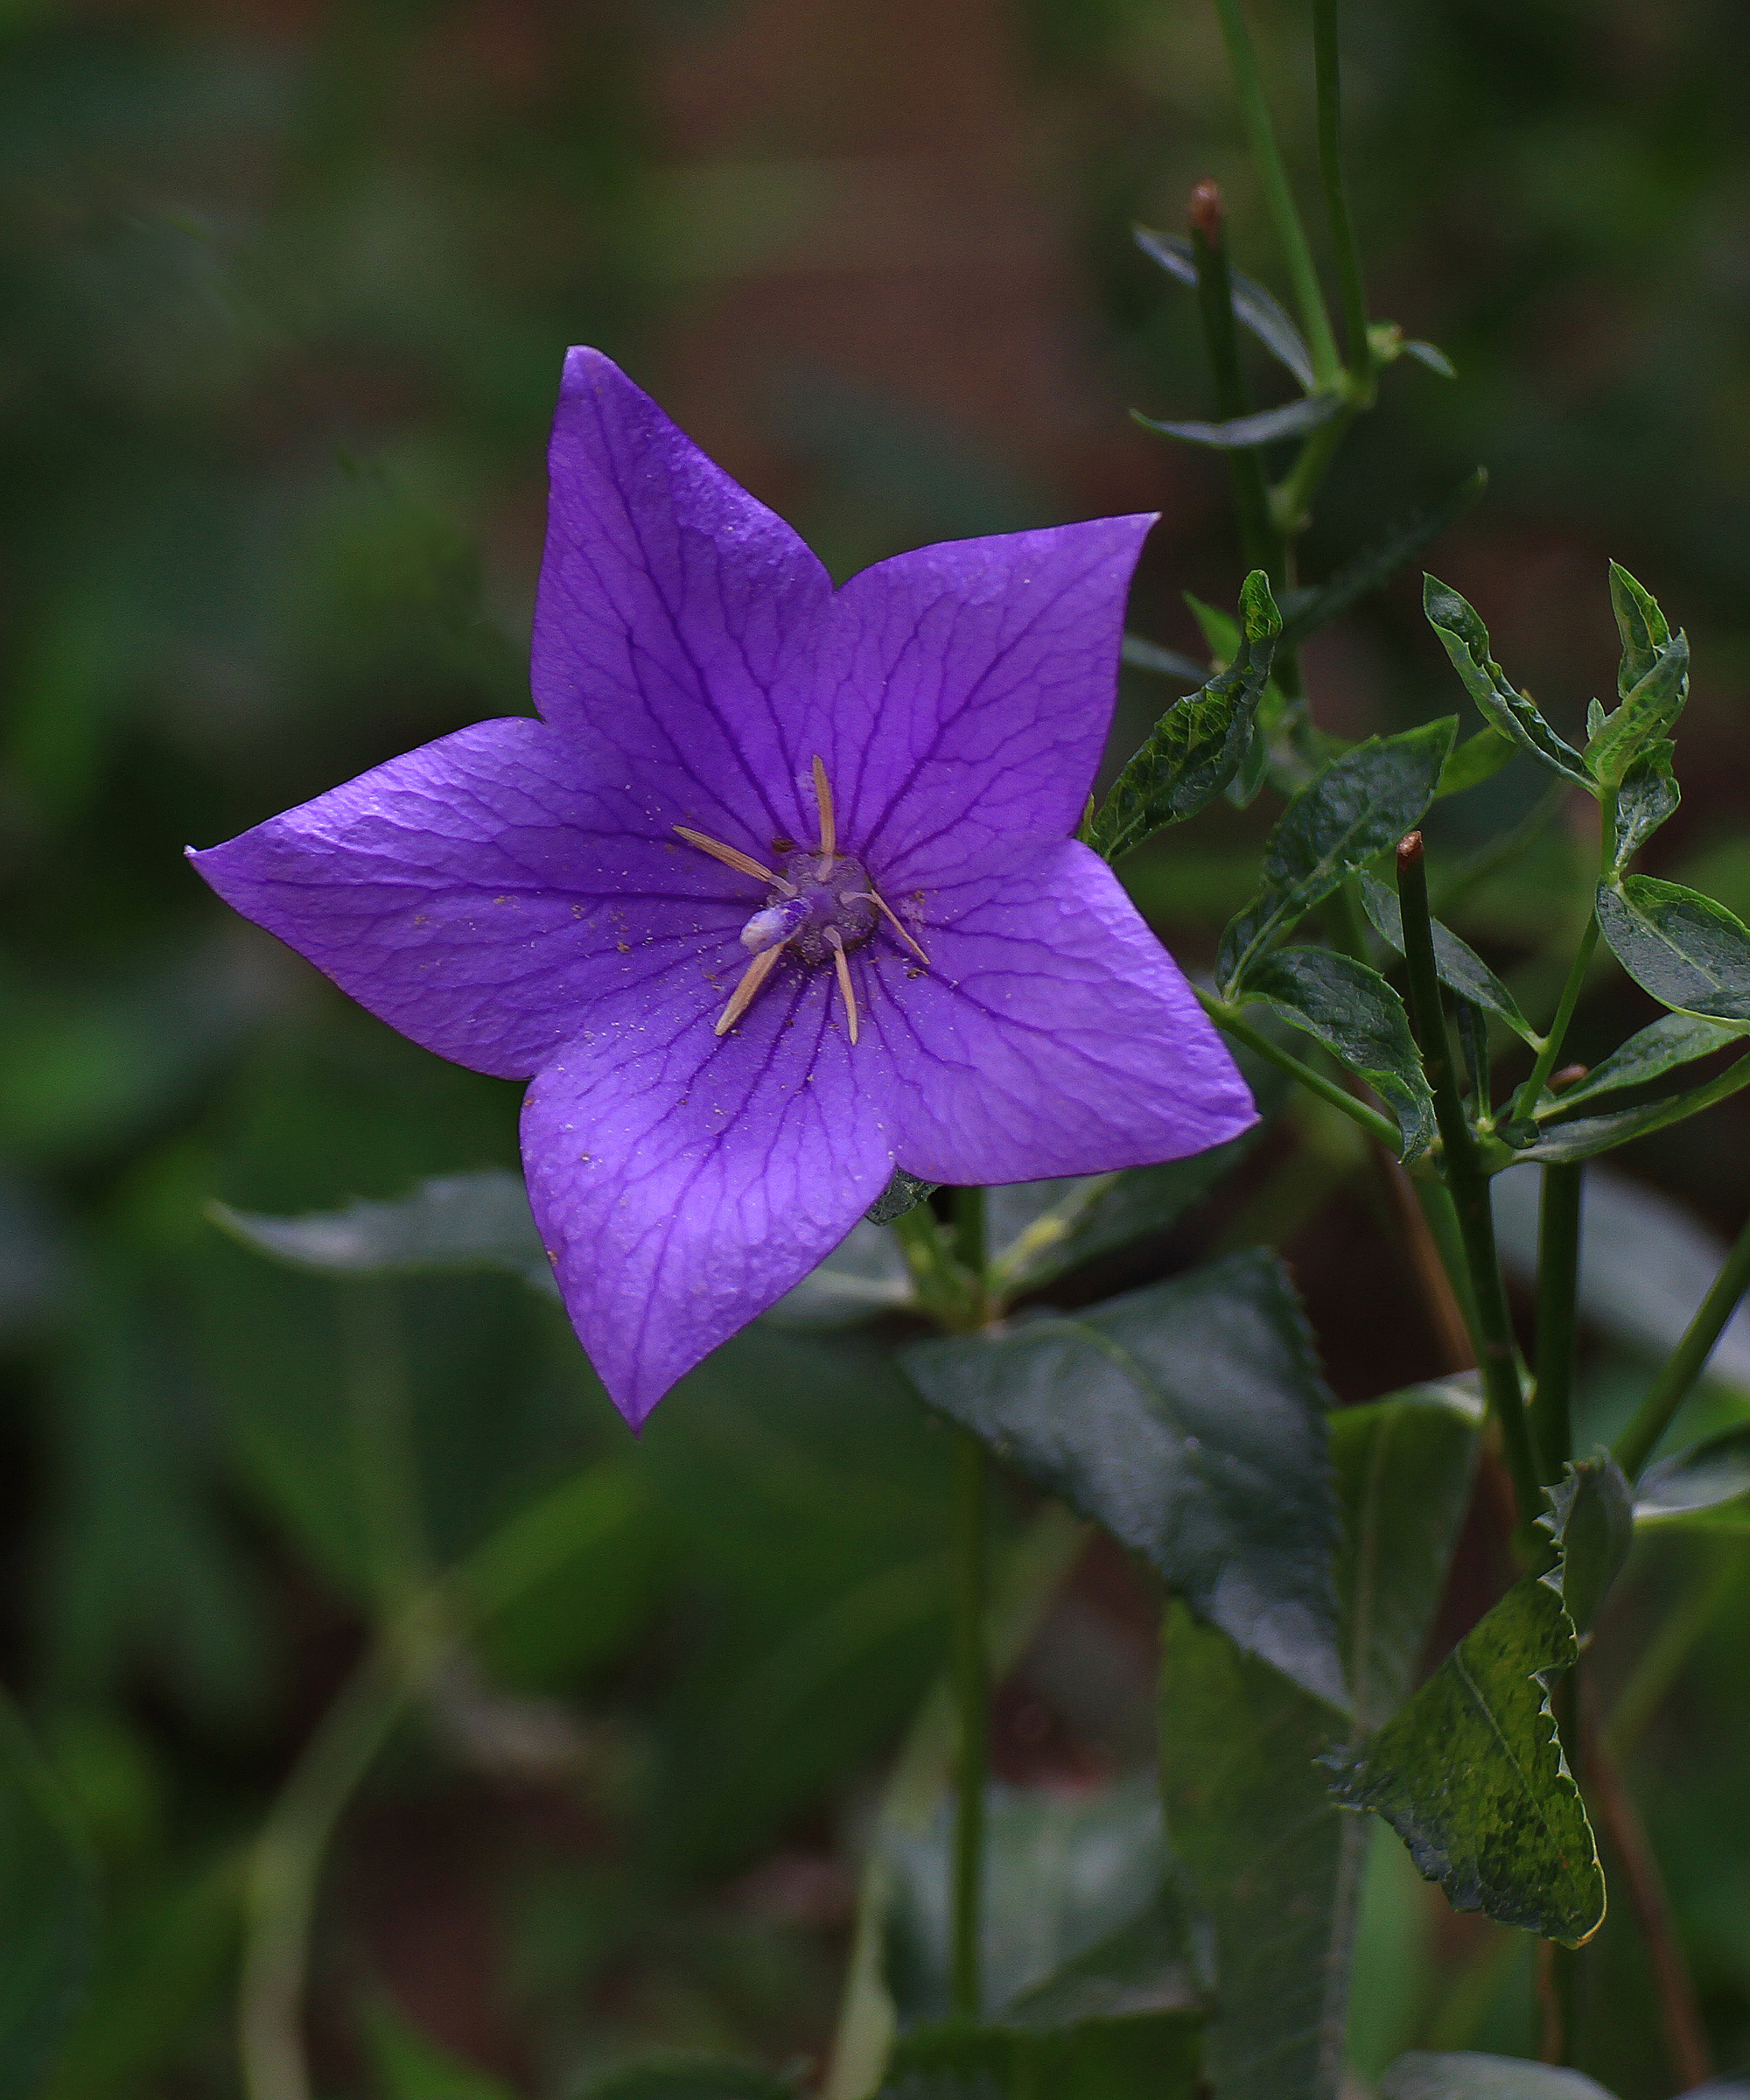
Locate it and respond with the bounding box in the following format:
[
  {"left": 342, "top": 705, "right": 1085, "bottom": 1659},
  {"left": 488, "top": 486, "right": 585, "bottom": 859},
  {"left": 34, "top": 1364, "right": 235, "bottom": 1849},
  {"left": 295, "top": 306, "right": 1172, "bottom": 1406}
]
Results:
[
  {"left": 1614, "top": 1208, "right": 1750, "bottom": 1479},
  {"left": 1533, "top": 1164, "right": 1584, "bottom": 1483},
  {"left": 1414, "top": 1178, "right": 1480, "bottom": 1348},
  {"left": 1270, "top": 402, "right": 1357, "bottom": 536},
  {"left": 1188, "top": 185, "right": 1282, "bottom": 584},
  {"left": 1515, "top": 919, "right": 1600, "bottom": 1114},
  {"left": 1312, "top": 0, "right": 1371, "bottom": 395},
  {"left": 1396, "top": 834, "right": 1542, "bottom": 1539},
  {"left": 1208, "top": 0, "right": 1340, "bottom": 388},
  {"left": 953, "top": 1186, "right": 987, "bottom": 1298},
  {"left": 1198, "top": 988, "right": 1400, "bottom": 1150},
  {"left": 340, "top": 1281, "right": 428, "bottom": 1620},
  {"left": 949, "top": 1428, "right": 988, "bottom": 2021}
]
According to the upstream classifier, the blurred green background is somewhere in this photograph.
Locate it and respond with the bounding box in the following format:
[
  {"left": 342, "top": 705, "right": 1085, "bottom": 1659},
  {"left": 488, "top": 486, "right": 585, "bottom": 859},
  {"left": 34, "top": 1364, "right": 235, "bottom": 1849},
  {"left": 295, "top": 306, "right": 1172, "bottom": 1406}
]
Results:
[{"left": 4, "top": 0, "right": 1750, "bottom": 2092}]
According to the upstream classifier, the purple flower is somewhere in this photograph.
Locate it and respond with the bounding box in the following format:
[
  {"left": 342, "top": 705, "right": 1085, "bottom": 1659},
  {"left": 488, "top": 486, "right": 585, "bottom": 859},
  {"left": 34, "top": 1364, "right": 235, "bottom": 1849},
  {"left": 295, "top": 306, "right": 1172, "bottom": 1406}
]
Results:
[{"left": 190, "top": 350, "right": 1255, "bottom": 1424}]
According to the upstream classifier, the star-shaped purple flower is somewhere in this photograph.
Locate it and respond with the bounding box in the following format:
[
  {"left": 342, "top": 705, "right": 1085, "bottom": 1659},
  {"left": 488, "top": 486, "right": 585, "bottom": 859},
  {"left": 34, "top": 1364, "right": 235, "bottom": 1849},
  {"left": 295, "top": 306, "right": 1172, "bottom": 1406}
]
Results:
[{"left": 191, "top": 350, "right": 1255, "bottom": 1424}]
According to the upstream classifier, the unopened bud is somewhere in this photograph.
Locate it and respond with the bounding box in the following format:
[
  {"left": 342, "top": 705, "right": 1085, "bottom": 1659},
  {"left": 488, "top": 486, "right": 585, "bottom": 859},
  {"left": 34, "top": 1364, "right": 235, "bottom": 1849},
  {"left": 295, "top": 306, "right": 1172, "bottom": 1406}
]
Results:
[
  {"left": 1396, "top": 830, "right": 1425, "bottom": 869},
  {"left": 1550, "top": 1064, "right": 1590, "bottom": 1094},
  {"left": 1189, "top": 180, "right": 1223, "bottom": 247}
]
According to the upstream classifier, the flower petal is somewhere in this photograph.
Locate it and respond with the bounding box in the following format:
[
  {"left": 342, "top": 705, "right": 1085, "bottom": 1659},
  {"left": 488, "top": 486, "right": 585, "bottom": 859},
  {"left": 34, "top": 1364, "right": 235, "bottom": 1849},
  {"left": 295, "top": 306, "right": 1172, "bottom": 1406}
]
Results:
[
  {"left": 807, "top": 516, "right": 1157, "bottom": 886},
  {"left": 864, "top": 837, "right": 1256, "bottom": 1184},
  {"left": 534, "top": 347, "right": 834, "bottom": 858},
  {"left": 522, "top": 957, "right": 899, "bottom": 1425},
  {"left": 188, "top": 717, "right": 770, "bottom": 1081}
]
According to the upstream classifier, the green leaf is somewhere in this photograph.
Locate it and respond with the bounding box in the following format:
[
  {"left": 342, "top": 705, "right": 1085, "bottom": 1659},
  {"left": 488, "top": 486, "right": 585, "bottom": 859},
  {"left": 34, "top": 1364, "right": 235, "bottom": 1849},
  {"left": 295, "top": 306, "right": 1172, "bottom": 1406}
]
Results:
[
  {"left": 1090, "top": 573, "right": 1281, "bottom": 861},
  {"left": 1595, "top": 876, "right": 1750, "bottom": 1020},
  {"left": 1435, "top": 725, "right": 1517, "bottom": 799},
  {"left": 1359, "top": 873, "right": 1537, "bottom": 1046},
  {"left": 1608, "top": 741, "right": 1680, "bottom": 872},
  {"left": 1507, "top": 1050, "right": 1750, "bottom": 1163},
  {"left": 1635, "top": 1424, "right": 1750, "bottom": 1528},
  {"left": 0, "top": 1695, "right": 97, "bottom": 2100},
  {"left": 360, "top": 1996, "right": 522, "bottom": 2100},
  {"left": 1133, "top": 227, "right": 1317, "bottom": 392},
  {"left": 208, "top": 1170, "right": 556, "bottom": 1297},
  {"left": 1325, "top": 1483, "right": 1605, "bottom": 1947},
  {"left": 577, "top": 2058, "right": 795, "bottom": 2100},
  {"left": 985, "top": 1147, "right": 1248, "bottom": 1298},
  {"left": 1216, "top": 721, "right": 1456, "bottom": 995},
  {"left": 1423, "top": 578, "right": 1592, "bottom": 792},
  {"left": 1275, "top": 471, "right": 1488, "bottom": 654},
  {"left": 764, "top": 1222, "right": 914, "bottom": 1329},
  {"left": 1544, "top": 1012, "right": 1746, "bottom": 1115},
  {"left": 1118, "top": 635, "right": 1207, "bottom": 684},
  {"left": 903, "top": 1250, "right": 1346, "bottom": 1706},
  {"left": 1609, "top": 561, "right": 1672, "bottom": 694},
  {"left": 1583, "top": 567, "right": 1687, "bottom": 788},
  {"left": 1542, "top": 1454, "right": 1632, "bottom": 1635},
  {"left": 1401, "top": 340, "right": 1458, "bottom": 378},
  {"left": 1135, "top": 393, "right": 1344, "bottom": 450},
  {"left": 1237, "top": 946, "right": 1436, "bottom": 1160},
  {"left": 869, "top": 1170, "right": 938, "bottom": 1227},
  {"left": 1161, "top": 1380, "right": 1480, "bottom": 2100},
  {"left": 1381, "top": 2052, "right": 1616, "bottom": 2099}
]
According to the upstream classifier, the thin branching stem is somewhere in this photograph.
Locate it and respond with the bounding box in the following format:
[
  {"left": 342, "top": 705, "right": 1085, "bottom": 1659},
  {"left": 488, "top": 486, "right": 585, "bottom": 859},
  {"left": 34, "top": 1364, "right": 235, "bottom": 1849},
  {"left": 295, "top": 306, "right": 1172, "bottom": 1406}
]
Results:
[
  {"left": 1312, "top": 0, "right": 1371, "bottom": 395},
  {"left": 1197, "top": 989, "right": 1400, "bottom": 1150}
]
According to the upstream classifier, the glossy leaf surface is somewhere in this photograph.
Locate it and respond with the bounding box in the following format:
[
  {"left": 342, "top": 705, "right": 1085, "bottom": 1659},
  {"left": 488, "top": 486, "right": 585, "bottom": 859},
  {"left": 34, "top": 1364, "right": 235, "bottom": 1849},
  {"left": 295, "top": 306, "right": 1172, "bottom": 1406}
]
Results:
[
  {"left": 1135, "top": 392, "right": 1343, "bottom": 450},
  {"left": 1359, "top": 872, "right": 1536, "bottom": 1044},
  {"left": 1217, "top": 721, "right": 1456, "bottom": 995},
  {"left": 1595, "top": 876, "right": 1750, "bottom": 1020},
  {"left": 904, "top": 1250, "right": 1344, "bottom": 1706},
  {"left": 1546, "top": 1012, "right": 1746, "bottom": 1114},
  {"left": 1508, "top": 1051, "right": 1750, "bottom": 1165},
  {"left": 1609, "top": 742, "right": 1680, "bottom": 872},
  {"left": 1635, "top": 1424, "right": 1750, "bottom": 1527},
  {"left": 1424, "top": 578, "right": 1592, "bottom": 791}
]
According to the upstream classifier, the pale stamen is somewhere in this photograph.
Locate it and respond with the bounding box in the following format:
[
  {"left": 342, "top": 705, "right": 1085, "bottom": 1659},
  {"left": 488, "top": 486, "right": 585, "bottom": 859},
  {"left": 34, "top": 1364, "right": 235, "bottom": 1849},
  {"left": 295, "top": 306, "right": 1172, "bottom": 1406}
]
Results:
[
  {"left": 848, "top": 888, "right": 929, "bottom": 965},
  {"left": 675, "top": 826, "right": 794, "bottom": 892},
  {"left": 811, "top": 753, "right": 836, "bottom": 872},
  {"left": 714, "top": 942, "right": 787, "bottom": 1036},
  {"left": 824, "top": 928, "right": 859, "bottom": 1045}
]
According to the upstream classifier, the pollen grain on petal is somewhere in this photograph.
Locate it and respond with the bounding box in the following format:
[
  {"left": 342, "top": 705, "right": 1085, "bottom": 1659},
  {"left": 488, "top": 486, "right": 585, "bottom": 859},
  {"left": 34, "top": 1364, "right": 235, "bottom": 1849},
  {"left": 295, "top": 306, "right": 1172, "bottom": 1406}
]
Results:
[
  {"left": 714, "top": 942, "right": 786, "bottom": 1036},
  {"left": 675, "top": 825, "right": 781, "bottom": 887}
]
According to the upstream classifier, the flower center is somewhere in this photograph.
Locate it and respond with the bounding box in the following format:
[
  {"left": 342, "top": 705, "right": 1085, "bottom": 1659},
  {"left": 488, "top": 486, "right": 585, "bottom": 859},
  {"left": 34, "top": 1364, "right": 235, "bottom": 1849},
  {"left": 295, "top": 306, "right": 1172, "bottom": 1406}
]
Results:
[{"left": 743, "top": 852, "right": 878, "bottom": 965}]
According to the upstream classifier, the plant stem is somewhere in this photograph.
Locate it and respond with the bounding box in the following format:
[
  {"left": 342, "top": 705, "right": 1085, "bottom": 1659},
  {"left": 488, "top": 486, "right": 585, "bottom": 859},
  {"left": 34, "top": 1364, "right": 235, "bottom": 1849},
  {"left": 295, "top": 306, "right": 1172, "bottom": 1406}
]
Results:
[
  {"left": 1312, "top": 0, "right": 1371, "bottom": 395},
  {"left": 1197, "top": 989, "right": 1400, "bottom": 1149},
  {"left": 1396, "top": 833, "right": 1542, "bottom": 1539},
  {"left": 1515, "top": 919, "right": 1600, "bottom": 1115},
  {"left": 1208, "top": 0, "right": 1340, "bottom": 389},
  {"left": 949, "top": 1426, "right": 988, "bottom": 2021},
  {"left": 1614, "top": 1207, "right": 1750, "bottom": 1478},
  {"left": 952, "top": 1185, "right": 987, "bottom": 1300},
  {"left": 1188, "top": 181, "right": 1282, "bottom": 585},
  {"left": 1533, "top": 1164, "right": 1584, "bottom": 1482}
]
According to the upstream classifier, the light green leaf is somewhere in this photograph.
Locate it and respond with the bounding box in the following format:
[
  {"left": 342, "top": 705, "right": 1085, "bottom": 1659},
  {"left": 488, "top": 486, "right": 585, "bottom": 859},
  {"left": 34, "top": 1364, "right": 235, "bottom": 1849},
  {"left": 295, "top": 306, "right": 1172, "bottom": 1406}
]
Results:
[
  {"left": 1325, "top": 1481, "right": 1605, "bottom": 1947},
  {"left": 1161, "top": 1380, "right": 1480, "bottom": 2100},
  {"left": 1135, "top": 393, "right": 1344, "bottom": 450},
  {"left": 1401, "top": 340, "right": 1458, "bottom": 378},
  {"left": 1134, "top": 227, "right": 1317, "bottom": 391},
  {"left": 1276, "top": 471, "right": 1488, "bottom": 654},
  {"left": 903, "top": 1250, "right": 1346, "bottom": 1707},
  {"left": 1423, "top": 578, "right": 1592, "bottom": 792},
  {"left": 1118, "top": 635, "right": 1207, "bottom": 685},
  {"left": 1359, "top": 872, "right": 1537, "bottom": 1045},
  {"left": 1595, "top": 876, "right": 1750, "bottom": 1020},
  {"left": 1216, "top": 720, "right": 1457, "bottom": 996},
  {"left": 1237, "top": 946, "right": 1436, "bottom": 1160},
  {"left": 1608, "top": 561, "right": 1672, "bottom": 694},
  {"left": 1543, "top": 1012, "right": 1746, "bottom": 1116},
  {"left": 1381, "top": 2052, "right": 1616, "bottom": 2099},
  {"left": 1608, "top": 742, "right": 1680, "bottom": 872},
  {"left": 1508, "top": 1048, "right": 1750, "bottom": 1165},
  {"left": 1542, "top": 1454, "right": 1631, "bottom": 1635},
  {"left": 209, "top": 1170, "right": 556, "bottom": 1297},
  {"left": 1583, "top": 566, "right": 1687, "bottom": 788},
  {"left": 0, "top": 1695, "right": 97, "bottom": 2100},
  {"left": 1090, "top": 573, "right": 1281, "bottom": 861},
  {"left": 1635, "top": 1424, "right": 1750, "bottom": 1528}
]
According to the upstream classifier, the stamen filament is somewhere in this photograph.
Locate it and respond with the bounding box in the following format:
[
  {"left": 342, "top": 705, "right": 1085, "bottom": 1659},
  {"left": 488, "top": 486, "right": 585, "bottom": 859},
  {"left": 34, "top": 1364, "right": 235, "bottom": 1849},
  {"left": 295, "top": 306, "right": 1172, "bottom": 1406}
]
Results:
[
  {"left": 850, "top": 888, "right": 930, "bottom": 965},
  {"left": 714, "top": 942, "right": 787, "bottom": 1035},
  {"left": 811, "top": 753, "right": 836, "bottom": 868},
  {"left": 825, "top": 928, "right": 859, "bottom": 1044},
  {"left": 675, "top": 826, "right": 788, "bottom": 890}
]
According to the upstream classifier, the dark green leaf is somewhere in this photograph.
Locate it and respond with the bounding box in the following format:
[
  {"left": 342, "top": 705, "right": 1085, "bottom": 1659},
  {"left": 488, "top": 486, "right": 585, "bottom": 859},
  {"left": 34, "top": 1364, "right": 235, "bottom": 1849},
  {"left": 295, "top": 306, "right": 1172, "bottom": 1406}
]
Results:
[
  {"left": 1436, "top": 725, "right": 1517, "bottom": 799},
  {"left": 1608, "top": 562, "right": 1673, "bottom": 694},
  {"left": 1276, "top": 471, "right": 1488, "bottom": 654},
  {"left": 1359, "top": 872, "right": 1536, "bottom": 1045},
  {"left": 869, "top": 1170, "right": 938, "bottom": 1227},
  {"left": 1401, "top": 340, "right": 1458, "bottom": 378},
  {"left": 1325, "top": 1486, "right": 1605, "bottom": 1945},
  {"left": 1135, "top": 393, "right": 1344, "bottom": 451},
  {"left": 1595, "top": 876, "right": 1750, "bottom": 1021},
  {"left": 1550, "top": 1013, "right": 1746, "bottom": 1115},
  {"left": 0, "top": 1695, "right": 97, "bottom": 2100},
  {"left": 1090, "top": 573, "right": 1281, "bottom": 861},
  {"left": 1635, "top": 1424, "right": 1750, "bottom": 1528},
  {"left": 1216, "top": 720, "right": 1457, "bottom": 995},
  {"left": 1133, "top": 227, "right": 1317, "bottom": 391},
  {"left": 209, "top": 1170, "right": 556, "bottom": 1297},
  {"left": 1381, "top": 2052, "right": 1616, "bottom": 2099},
  {"left": 1609, "top": 741, "right": 1680, "bottom": 872},
  {"left": 1423, "top": 578, "right": 1592, "bottom": 792},
  {"left": 1118, "top": 634, "right": 1207, "bottom": 684},
  {"left": 577, "top": 2058, "right": 795, "bottom": 2100},
  {"left": 1238, "top": 946, "right": 1436, "bottom": 1160},
  {"left": 1509, "top": 1051, "right": 1750, "bottom": 1163},
  {"left": 904, "top": 1250, "right": 1345, "bottom": 1706},
  {"left": 1542, "top": 1454, "right": 1632, "bottom": 1634},
  {"left": 1586, "top": 635, "right": 1688, "bottom": 789},
  {"left": 1162, "top": 1381, "right": 1480, "bottom": 2100},
  {"left": 878, "top": 2006, "right": 1203, "bottom": 2100}
]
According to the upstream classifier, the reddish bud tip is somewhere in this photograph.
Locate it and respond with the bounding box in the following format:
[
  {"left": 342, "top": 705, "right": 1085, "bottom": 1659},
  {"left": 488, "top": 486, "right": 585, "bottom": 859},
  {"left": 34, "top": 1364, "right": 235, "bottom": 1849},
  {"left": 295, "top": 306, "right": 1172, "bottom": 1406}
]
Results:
[
  {"left": 1550, "top": 1064, "right": 1590, "bottom": 1094},
  {"left": 1189, "top": 180, "right": 1223, "bottom": 245},
  {"left": 1396, "top": 830, "right": 1425, "bottom": 868}
]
